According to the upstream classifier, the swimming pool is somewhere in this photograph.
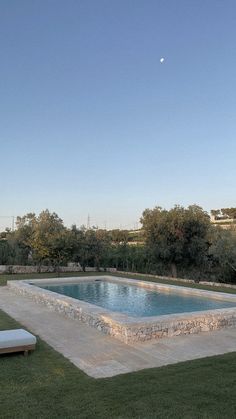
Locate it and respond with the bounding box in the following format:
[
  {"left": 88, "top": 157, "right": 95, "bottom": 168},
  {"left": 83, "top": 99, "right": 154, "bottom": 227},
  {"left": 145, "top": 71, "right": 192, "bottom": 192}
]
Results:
[
  {"left": 40, "top": 280, "right": 236, "bottom": 317},
  {"left": 8, "top": 276, "right": 236, "bottom": 343}
]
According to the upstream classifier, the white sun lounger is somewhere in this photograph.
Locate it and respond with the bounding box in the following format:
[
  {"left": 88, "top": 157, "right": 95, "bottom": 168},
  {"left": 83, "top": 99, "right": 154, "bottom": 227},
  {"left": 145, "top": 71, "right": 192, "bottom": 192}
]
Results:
[{"left": 0, "top": 329, "right": 36, "bottom": 356}]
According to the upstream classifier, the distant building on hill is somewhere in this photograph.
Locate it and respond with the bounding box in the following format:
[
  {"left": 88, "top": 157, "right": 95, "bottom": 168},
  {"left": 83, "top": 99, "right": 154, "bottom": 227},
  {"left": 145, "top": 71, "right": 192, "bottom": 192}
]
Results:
[{"left": 210, "top": 209, "right": 235, "bottom": 229}]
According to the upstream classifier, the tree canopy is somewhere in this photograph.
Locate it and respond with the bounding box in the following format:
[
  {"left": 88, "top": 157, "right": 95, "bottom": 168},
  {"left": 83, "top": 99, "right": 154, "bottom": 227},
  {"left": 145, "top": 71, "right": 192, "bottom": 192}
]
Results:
[
  {"left": 141, "top": 205, "right": 211, "bottom": 277},
  {"left": 0, "top": 206, "right": 235, "bottom": 283}
]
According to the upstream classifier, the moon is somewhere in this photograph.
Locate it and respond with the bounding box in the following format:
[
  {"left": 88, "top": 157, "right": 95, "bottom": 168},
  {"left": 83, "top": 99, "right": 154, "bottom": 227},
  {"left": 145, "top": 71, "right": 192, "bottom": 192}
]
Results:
[{"left": 160, "top": 57, "right": 165, "bottom": 63}]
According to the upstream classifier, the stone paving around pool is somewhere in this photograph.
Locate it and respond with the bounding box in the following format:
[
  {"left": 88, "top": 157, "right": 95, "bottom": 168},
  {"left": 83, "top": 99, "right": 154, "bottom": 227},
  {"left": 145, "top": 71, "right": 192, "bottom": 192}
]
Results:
[{"left": 0, "top": 285, "right": 236, "bottom": 378}]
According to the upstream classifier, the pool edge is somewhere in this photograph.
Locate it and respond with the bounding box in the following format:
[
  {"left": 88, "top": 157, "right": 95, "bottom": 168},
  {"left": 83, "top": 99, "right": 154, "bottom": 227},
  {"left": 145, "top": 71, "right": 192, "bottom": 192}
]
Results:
[{"left": 8, "top": 276, "right": 236, "bottom": 344}]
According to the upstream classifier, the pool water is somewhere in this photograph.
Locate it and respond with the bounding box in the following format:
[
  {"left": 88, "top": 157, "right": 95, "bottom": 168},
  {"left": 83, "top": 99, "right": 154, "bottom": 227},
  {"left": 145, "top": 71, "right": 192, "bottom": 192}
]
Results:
[{"left": 40, "top": 280, "right": 236, "bottom": 317}]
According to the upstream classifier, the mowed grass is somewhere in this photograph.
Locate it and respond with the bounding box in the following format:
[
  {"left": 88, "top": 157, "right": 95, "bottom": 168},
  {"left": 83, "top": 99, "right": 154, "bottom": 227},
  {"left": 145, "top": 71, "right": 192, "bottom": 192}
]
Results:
[{"left": 0, "top": 309, "right": 236, "bottom": 419}]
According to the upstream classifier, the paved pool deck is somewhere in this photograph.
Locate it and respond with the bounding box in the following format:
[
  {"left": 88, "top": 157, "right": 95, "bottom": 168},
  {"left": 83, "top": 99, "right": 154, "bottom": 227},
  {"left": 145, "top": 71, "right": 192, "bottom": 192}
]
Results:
[{"left": 0, "top": 285, "right": 235, "bottom": 378}]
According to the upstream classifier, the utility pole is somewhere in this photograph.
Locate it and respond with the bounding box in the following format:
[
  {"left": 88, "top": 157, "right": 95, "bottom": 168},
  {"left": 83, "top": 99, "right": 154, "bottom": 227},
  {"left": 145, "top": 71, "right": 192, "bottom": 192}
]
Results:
[{"left": 87, "top": 214, "right": 90, "bottom": 230}]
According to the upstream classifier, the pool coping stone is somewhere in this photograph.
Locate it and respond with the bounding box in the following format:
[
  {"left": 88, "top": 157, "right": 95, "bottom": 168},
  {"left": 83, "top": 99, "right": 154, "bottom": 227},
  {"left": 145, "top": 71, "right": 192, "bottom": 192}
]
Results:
[{"left": 8, "top": 275, "right": 236, "bottom": 343}]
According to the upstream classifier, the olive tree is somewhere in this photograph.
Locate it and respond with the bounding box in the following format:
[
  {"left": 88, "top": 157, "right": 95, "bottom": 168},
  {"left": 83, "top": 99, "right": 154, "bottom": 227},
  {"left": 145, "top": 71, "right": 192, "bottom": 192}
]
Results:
[{"left": 141, "top": 205, "right": 211, "bottom": 277}]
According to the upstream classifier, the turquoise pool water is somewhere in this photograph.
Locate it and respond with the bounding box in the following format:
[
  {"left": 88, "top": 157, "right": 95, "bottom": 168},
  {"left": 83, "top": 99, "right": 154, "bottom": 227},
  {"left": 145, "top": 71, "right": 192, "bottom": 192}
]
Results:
[{"left": 40, "top": 280, "right": 236, "bottom": 317}]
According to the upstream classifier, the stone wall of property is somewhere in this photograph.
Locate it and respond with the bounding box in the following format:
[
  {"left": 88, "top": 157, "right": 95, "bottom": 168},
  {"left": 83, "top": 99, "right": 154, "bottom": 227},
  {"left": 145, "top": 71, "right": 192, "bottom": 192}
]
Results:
[
  {"left": 0, "top": 265, "right": 83, "bottom": 274},
  {"left": 8, "top": 277, "right": 236, "bottom": 344},
  {"left": 0, "top": 265, "right": 117, "bottom": 275}
]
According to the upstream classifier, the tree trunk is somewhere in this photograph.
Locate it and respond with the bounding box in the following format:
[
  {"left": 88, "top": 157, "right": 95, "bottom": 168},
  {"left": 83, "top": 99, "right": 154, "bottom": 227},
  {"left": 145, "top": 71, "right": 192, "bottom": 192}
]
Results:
[
  {"left": 228, "top": 262, "right": 236, "bottom": 272},
  {"left": 171, "top": 263, "right": 177, "bottom": 278}
]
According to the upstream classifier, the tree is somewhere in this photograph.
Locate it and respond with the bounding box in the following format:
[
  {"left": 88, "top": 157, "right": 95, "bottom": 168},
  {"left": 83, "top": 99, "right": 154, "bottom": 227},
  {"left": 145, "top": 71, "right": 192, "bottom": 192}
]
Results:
[
  {"left": 29, "top": 210, "right": 65, "bottom": 268},
  {"left": 82, "top": 229, "right": 110, "bottom": 270},
  {"left": 94, "top": 229, "right": 111, "bottom": 269},
  {"left": 141, "top": 205, "right": 211, "bottom": 277},
  {"left": 12, "top": 210, "right": 66, "bottom": 269},
  {"left": 13, "top": 213, "right": 36, "bottom": 262},
  {"left": 210, "top": 209, "right": 220, "bottom": 218},
  {"left": 47, "top": 229, "right": 74, "bottom": 274},
  {"left": 67, "top": 225, "right": 85, "bottom": 266},
  {"left": 221, "top": 208, "right": 236, "bottom": 219},
  {"left": 110, "top": 229, "right": 129, "bottom": 244},
  {"left": 0, "top": 240, "right": 12, "bottom": 265},
  {"left": 209, "top": 228, "right": 236, "bottom": 282}
]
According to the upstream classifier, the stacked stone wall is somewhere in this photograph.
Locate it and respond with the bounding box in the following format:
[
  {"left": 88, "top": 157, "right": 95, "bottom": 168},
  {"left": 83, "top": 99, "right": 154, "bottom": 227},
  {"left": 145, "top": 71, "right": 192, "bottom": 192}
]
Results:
[{"left": 0, "top": 265, "right": 117, "bottom": 274}]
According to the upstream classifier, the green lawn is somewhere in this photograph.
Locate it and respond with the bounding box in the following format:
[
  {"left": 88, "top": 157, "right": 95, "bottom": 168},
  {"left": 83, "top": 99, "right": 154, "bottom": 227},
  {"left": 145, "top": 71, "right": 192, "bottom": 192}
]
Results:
[{"left": 0, "top": 309, "right": 236, "bottom": 419}]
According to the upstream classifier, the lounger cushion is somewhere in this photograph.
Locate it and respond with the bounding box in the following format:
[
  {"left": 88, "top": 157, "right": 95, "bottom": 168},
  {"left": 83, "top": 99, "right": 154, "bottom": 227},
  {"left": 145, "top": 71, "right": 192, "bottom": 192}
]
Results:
[{"left": 0, "top": 329, "right": 36, "bottom": 349}]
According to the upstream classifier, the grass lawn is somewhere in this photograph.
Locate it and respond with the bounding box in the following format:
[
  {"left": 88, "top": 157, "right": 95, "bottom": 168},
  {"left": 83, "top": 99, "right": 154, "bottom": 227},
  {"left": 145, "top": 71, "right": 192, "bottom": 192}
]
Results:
[{"left": 0, "top": 309, "right": 236, "bottom": 419}]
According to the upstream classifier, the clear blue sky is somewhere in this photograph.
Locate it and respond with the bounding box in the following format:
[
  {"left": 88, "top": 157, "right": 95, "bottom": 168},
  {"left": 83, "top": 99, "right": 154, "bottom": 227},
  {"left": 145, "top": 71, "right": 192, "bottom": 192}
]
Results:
[{"left": 1, "top": 0, "right": 235, "bottom": 230}]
